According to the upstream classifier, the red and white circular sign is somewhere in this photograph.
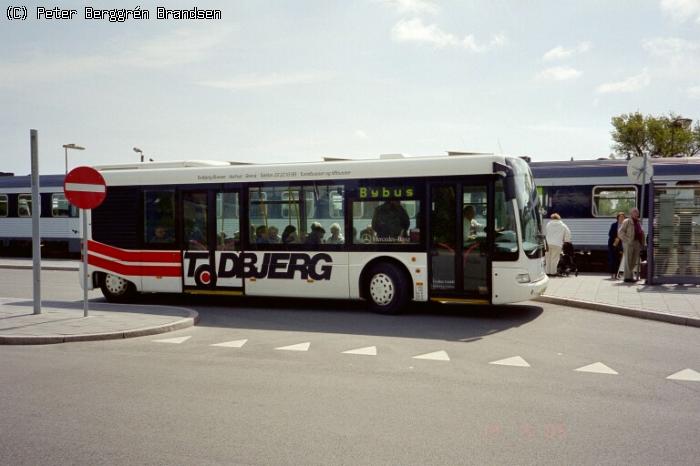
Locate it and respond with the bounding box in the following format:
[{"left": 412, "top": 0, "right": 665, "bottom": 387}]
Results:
[{"left": 64, "top": 166, "right": 107, "bottom": 210}]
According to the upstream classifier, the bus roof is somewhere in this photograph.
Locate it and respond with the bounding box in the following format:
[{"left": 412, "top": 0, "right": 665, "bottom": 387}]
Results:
[{"left": 94, "top": 153, "right": 513, "bottom": 187}]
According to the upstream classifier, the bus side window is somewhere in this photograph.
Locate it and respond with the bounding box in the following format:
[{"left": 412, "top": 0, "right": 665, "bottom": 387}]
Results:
[
  {"left": 249, "top": 185, "right": 302, "bottom": 247},
  {"left": 144, "top": 190, "right": 176, "bottom": 247},
  {"left": 351, "top": 186, "right": 421, "bottom": 244},
  {"left": 216, "top": 192, "right": 240, "bottom": 251},
  {"left": 305, "top": 184, "right": 345, "bottom": 245}
]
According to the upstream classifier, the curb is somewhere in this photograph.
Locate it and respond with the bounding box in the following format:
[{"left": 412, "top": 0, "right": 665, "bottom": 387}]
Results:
[
  {"left": 0, "top": 308, "right": 199, "bottom": 345},
  {"left": 0, "top": 264, "right": 79, "bottom": 272},
  {"left": 535, "top": 295, "right": 700, "bottom": 328}
]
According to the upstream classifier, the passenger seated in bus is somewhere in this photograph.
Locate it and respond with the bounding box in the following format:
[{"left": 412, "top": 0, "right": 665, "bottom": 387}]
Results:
[
  {"left": 463, "top": 205, "right": 484, "bottom": 241},
  {"left": 326, "top": 223, "right": 344, "bottom": 244},
  {"left": 151, "top": 225, "right": 174, "bottom": 243},
  {"left": 372, "top": 200, "right": 410, "bottom": 241},
  {"left": 255, "top": 225, "right": 269, "bottom": 244},
  {"left": 268, "top": 225, "right": 281, "bottom": 243},
  {"left": 305, "top": 222, "right": 325, "bottom": 246},
  {"left": 360, "top": 226, "right": 375, "bottom": 243},
  {"left": 217, "top": 232, "right": 237, "bottom": 250},
  {"left": 282, "top": 225, "right": 298, "bottom": 244},
  {"left": 185, "top": 217, "right": 206, "bottom": 250}
]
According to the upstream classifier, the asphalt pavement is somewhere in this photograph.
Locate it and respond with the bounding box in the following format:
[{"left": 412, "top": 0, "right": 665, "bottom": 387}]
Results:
[
  {"left": 0, "top": 263, "right": 698, "bottom": 464},
  {"left": 1, "top": 294, "right": 698, "bottom": 465}
]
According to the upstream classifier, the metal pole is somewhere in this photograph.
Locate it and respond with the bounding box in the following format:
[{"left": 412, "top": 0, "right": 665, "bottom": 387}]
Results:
[
  {"left": 64, "top": 146, "right": 68, "bottom": 175},
  {"left": 30, "top": 129, "right": 41, "bottom": 314},
  {"left": 639, "top": 153, "right": 647, "bottom": 223},
  {"left": 82, "top": 209, "right": 89, "bottom": 317},
  {"left": 646, "top": 180, "right": 654, "bottom": 285}
]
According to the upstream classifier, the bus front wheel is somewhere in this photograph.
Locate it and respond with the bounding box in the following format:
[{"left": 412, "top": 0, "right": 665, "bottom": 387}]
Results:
[
  {"left": 100, "top": 273, "right": 136, "bottom": 303},
  {"left": 365, "top": 263, "right": 410, "bottom": 314}
]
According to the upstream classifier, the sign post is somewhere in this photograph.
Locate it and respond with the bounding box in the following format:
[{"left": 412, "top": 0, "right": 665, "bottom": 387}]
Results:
[
  {"left": 64, "top": 166, "right": 107, "bottom": 317},
  {"left": 30, "top": 130, "right": 41, "bottom": 314}
]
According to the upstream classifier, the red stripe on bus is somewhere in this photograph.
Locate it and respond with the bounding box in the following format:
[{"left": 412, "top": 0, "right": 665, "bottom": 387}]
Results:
[
  {"left": 88, "top": 254, "right": 182, "bottom": 277},
  {"left": 87, "top": 240, "right": 181, "bottom": 263}
]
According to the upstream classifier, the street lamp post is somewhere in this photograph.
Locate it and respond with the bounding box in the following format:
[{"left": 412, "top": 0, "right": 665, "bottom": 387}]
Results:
[
  {"left": 63, "top": 143, "right": 85, "bottom": 174},
  {"left": 133, "top": 147, "right": 144, "bottom": 163}
]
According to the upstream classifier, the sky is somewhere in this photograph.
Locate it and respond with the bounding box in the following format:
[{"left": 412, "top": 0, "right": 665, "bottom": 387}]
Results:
[{"left": 2, "top": 0, "right": 700, "bottom": 175}]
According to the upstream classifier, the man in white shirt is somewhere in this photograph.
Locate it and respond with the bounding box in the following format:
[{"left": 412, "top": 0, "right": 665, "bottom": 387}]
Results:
[{"left": 545, "top": 213, "right": 571, "bottom": 276}]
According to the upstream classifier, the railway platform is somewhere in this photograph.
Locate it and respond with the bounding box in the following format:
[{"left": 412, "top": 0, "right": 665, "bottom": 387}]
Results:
[{"left": 537, "top": 273, "right": 700, "bottom": 327}]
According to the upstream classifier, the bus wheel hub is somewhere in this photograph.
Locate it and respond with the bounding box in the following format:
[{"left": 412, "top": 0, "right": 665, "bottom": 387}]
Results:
[
  {"left": 370, "top": 273, "right": 394, "bottom": 305},
  {"left": 105, "top": 274, "right": 128, "bottom": 295}
]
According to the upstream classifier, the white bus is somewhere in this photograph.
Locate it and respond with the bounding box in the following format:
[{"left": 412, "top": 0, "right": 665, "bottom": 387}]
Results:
[{"left": 83, "top": 153, "right": 547, "bottom": 313}]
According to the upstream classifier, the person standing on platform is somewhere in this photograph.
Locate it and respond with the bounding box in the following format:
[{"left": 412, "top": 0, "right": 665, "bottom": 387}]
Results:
[
  {"left": 618, "top": 208, "right": 645, "bottom": 283},
  {"left": 545, "top": 213, "right": 571, "bottom": 276},
  {"left": 607, "top": 212, "right": 625, "bottom": 279}
]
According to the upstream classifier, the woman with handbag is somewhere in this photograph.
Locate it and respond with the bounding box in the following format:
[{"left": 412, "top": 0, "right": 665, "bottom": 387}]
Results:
[{"left": 607, "top": 212, "right": 625, "bottom": 279}]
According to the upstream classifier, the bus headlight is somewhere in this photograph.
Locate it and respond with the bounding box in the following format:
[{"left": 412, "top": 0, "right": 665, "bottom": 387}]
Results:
[{"left": 516, "top": 273, "right": 531, "bottom": 284}]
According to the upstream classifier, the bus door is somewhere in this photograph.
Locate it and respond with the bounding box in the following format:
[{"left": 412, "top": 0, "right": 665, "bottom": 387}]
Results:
[
  {"left": 181, "top": 189, "right": 243, "bottom": 293},
  {"left": 429, "top": 183, "right": 490, "bottom": 302}
]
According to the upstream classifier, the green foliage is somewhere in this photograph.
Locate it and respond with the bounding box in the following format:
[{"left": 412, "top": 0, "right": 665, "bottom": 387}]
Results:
[{"left": 611, "top": 112, "right": 699, "bottom": 158}]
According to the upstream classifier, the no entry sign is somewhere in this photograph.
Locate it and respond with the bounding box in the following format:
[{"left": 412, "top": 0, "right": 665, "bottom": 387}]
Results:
[{"left": 64, "top": 166, "right": 106, "bottom": 210}]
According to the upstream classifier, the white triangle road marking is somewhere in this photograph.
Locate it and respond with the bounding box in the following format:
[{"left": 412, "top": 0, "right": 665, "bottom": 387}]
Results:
[
  {"left": 210, "top": 339, "right": 248, "bottom": 348},
  {"left": 153, "top": 336, "right": 192, "bottom": 344},
  {"left": 275, "top": 342, "right": 310, "bottom": 352},
  {"left": 342, "top": 346, "right": 377, "bottom": 356},
  {"left": 413, "top": 350, "right": 450, "bottom": 361},
  {"left": 666, "top": 368, "right": 700, "bottom": 382},
  {"left": 575, "top": 362, "right": 618, "bottom": 375},
  {"left": 489, "top": 356, "right": 530, "bottom": 367}
]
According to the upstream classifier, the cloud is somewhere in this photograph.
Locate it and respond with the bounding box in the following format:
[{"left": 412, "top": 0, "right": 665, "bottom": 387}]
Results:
[
  {"left": 536, "top": 66, "right": 582, "bottom": 81},
  {"left": 525, "top": 123, "right": 593, "bottom": 133},
  {"left": 596, "top": 69, "right": 651, "bottom": 93},
  {"left": 0, "top": 28, "right": 230, "bottom": 86},
  {"left": 542, "top": 42, "right": 592, "bottom": 61},
  {"left": 380, "top": 0, "right": 438, "bottom": 15},
  {"left": 689, "top": 85, "right": 700, "bottom": 98},
  {"left": 198, "top": 72, "right": 333, "bottom": 91},
  {"left": 659, "top": 0, "right": 700, "bottom": 23},
  {"left": 642, "top": 37, "right": 700, "bottom": 61},
  {"left": 121, "top": 28, "right": 230, "bottom": 68},
  {"left": 391, "top": 18, "right": 506, "bottom": 52},
  {"left": 355, "top": 130, "right": 368, "bottom": 139}
]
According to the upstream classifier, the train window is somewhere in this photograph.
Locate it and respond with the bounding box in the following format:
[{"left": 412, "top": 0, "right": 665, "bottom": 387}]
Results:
[
  {"left": 592, "top": 186, "right": 637, "bottom": 217},
  {"left": 18, "top": 194, "right": 32, "bottom": 217},
  {"left": 144, "top": 190, "right": 176, "bottom": 246},
  {"left": 0, "top": 194, "right": 7, "bottom": 217},
  {"left": 51, "top": 193, "right": 77, "bottom": 217}
]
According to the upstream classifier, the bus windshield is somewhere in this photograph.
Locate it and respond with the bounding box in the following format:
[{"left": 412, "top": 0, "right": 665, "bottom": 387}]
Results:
[{"left": 507, "top": 158, "right": 544, "bottom": 258}]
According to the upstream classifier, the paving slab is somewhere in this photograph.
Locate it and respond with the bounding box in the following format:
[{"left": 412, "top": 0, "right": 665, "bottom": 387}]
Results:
[
  {"left": 537, "top": 274, "right": 700, "bottom": 327},
  {"left": 0, "top": 298, "right": 198, "bottom": 344}
]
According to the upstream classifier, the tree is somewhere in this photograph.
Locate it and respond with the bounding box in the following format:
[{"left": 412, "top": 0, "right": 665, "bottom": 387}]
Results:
[{"left": 611, "top": 112, "right": 699, "bottom": 158}]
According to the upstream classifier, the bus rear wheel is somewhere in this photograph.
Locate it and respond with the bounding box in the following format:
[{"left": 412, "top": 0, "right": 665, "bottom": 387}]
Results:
[
  {"left": 100, "top": 273, "right": 136, "bottom": 302},
  {"left": 365, "top": 263, "right": 410, "bottom": 314}
]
